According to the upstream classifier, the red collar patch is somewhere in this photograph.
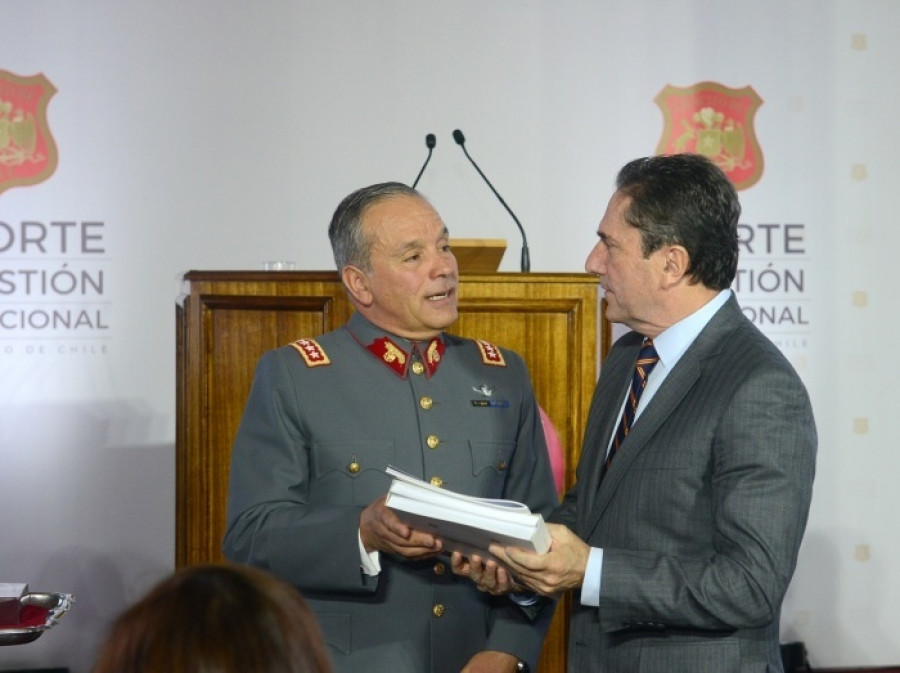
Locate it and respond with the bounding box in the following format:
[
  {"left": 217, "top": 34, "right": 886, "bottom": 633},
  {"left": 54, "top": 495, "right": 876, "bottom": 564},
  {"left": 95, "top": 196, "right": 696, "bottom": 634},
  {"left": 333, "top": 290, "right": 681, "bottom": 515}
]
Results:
[
  {"left": 366, "top": 336, "right": 409, "bottom": 377},
  {"left": 423, "top": 338, "right": 445, "bottom": 377},
  {"left": 366, "top": 336, "right": 445, "bottom": 379}
]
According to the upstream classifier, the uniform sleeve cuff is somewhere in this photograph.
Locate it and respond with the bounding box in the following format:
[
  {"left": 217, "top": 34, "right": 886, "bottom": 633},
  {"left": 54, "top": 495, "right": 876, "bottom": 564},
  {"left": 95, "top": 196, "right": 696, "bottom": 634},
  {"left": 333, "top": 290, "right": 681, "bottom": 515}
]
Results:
[
  {"left": 358, "top": 530, "right": 381, "bottom": 576},
  {"left": 580, "top": 546, "right": 603, "bottom": 607}
]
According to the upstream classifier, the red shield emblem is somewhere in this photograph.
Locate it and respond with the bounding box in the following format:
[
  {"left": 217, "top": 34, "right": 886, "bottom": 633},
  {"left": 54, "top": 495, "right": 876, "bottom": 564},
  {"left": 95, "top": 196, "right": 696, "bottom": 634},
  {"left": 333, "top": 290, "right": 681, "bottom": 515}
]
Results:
[
  {"left": 654, "top": 82, "right": 763, "bottom": 190},
  {"left": 0, "top": 70, "right": 58, "bottom": 198}
]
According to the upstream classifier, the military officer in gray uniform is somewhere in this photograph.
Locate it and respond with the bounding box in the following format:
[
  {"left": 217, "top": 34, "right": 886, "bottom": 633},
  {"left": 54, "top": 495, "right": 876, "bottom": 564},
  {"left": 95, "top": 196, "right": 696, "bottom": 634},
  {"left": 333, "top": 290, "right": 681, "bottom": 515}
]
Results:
[{"left": 223, "top": 182, "right": 558, "bottom": 673}]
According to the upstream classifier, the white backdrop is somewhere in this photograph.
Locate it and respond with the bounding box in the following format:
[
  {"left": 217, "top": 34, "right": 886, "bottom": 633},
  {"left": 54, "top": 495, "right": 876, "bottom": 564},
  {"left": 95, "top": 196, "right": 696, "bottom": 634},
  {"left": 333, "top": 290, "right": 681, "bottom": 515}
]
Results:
[{"left": 1, "top": 1, "right": 898, "bottom": 670}]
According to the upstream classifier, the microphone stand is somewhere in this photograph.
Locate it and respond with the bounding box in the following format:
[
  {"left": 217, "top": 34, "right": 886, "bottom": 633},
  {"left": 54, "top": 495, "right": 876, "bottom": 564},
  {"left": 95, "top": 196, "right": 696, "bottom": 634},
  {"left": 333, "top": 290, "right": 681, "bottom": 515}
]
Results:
[
  {"left": 453, "top": 130, "right": 530, "bottom": 272},
  {"left": 412, "top": 133, "right": 436, "bottom": 189}
]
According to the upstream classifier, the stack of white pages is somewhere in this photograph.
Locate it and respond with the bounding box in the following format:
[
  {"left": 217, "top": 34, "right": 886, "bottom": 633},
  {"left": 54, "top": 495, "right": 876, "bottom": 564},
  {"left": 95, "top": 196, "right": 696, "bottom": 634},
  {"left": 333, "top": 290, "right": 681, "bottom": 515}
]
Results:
[{"left": 384, "top": 466, "right": 550, "bottom": 561}]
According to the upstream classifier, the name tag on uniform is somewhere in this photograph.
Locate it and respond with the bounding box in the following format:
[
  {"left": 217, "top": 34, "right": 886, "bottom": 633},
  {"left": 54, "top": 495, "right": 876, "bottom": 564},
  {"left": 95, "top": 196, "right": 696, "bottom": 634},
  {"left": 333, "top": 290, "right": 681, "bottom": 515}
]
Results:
[{"left": 471, "top": 399, "right": 510, "bottom": 408}]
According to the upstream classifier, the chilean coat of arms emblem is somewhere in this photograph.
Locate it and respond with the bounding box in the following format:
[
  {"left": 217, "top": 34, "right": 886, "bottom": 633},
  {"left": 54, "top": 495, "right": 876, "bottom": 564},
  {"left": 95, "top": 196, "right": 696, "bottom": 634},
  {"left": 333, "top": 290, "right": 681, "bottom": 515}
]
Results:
[
  {"left": 0, "top": 70, "right": 58, "bottom": 198},
  {"left": 655, "top": 82, "right": 763, "bottom": 190}
]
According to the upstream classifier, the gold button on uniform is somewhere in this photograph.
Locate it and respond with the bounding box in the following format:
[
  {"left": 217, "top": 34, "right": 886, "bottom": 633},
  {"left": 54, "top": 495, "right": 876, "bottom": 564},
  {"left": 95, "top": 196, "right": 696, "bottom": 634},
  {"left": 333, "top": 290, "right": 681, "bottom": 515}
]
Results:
[
  {"left": 432, "top": 603, "right": 445, "bottom": 617},
  {"left": 433, "top": 562, "right": 446, "bottom": 575},
  {"left": 411, "top": 362, "right": 425, "bottom": 375},
  {"left": 426, "top": 434, "right": 440, "bottom": 449},
  {"left": 419, "top": 396, "right": 433, "bottom": 410},
  {"left": 430, "top": 476, "right": 443, "bottom": 488},
  {"left": 347, "top": 461, "right": 361, "bottom": 474}
]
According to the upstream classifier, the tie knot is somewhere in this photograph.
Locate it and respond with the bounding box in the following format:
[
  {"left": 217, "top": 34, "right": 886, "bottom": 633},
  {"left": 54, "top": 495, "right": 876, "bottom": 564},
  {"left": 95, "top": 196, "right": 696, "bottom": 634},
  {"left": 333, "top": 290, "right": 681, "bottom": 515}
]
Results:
[
  {"left": 638, "top": 338, "right": 658, "bottom": 362},
  {"left": 635, "top": 338, "right": 659, "bottom": 380}
]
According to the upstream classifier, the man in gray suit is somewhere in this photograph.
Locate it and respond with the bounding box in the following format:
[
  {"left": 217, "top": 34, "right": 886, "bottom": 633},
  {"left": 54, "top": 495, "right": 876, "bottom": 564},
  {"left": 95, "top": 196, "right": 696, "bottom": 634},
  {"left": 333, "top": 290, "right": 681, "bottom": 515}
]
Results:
[
  {"left": 223, "top": 182, "right": 557, "bottom": 673},
  {"left": 454, "top": 154, "right": 817, "bottom": 672}
]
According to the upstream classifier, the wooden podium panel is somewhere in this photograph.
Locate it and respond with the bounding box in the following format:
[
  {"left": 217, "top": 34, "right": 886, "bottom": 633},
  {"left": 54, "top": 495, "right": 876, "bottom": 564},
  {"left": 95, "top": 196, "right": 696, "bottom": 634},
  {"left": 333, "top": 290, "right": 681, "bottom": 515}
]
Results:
[{"left": 176, "top": 270, "right": 605, "bottom": 673}]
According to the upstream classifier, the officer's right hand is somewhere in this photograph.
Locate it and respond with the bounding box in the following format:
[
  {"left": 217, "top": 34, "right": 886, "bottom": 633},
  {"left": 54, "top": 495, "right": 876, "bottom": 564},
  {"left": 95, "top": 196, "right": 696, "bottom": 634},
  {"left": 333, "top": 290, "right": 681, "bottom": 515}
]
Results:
[{"left": 360, "top": 496, "right": 443, "bottom": 559}]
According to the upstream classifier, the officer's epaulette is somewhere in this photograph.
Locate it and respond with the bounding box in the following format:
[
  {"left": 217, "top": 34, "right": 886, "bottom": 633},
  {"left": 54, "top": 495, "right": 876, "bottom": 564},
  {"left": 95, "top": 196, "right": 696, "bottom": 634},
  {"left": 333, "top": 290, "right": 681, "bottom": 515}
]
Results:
[
  {"left": 475, "top": 339, "right": 506, "bottom": 367},
  {"left": 288, "top": 338, "right": 332, "bottom": 368}
]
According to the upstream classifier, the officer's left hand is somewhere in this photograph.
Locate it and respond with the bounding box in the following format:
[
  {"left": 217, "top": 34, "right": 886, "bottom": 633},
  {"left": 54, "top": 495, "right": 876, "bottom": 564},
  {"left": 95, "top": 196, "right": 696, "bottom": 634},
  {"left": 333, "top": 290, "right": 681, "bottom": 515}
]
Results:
[
  {"left": 460, "top": 650, "right": 519, "bottom": 673},
  {"left": 450, "top": 551, "right": 522, "bottom": 596}
]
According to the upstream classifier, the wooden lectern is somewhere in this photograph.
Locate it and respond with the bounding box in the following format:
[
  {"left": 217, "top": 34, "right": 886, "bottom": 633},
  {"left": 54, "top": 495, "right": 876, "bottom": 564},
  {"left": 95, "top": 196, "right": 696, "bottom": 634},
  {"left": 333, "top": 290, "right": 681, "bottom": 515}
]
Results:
[{"left": 176, "top": 270, "right": 607, "bottom": 673}]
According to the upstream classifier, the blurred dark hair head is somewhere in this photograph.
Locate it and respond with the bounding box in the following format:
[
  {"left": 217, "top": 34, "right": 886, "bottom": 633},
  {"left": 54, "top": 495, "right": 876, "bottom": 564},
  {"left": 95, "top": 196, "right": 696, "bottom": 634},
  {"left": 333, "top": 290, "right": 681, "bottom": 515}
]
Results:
[{"left": 92, "top": 564, "right": 332, "bottom": 673}]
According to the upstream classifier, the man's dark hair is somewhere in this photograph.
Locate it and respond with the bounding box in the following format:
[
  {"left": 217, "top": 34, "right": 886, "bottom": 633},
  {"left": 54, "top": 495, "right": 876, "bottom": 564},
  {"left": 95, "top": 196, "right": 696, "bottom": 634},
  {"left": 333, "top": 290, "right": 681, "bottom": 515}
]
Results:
[{"left": 616, "top": 153, "right": 741, "bottom": 290}]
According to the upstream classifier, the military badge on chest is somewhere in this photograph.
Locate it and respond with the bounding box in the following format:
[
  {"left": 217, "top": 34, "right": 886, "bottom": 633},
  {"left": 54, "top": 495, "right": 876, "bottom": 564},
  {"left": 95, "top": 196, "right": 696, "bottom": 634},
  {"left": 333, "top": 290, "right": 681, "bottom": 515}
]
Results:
[{"left": 470, "top": 383, "right": 510, "bottom": 409}]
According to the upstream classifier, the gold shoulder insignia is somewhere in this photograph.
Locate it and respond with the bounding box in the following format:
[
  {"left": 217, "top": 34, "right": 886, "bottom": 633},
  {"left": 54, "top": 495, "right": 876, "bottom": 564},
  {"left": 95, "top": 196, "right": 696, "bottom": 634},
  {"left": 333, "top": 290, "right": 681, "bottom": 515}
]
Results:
[
  {"left": 288, "top": 338, "right": 332, "bottom": 367},
  {"left": 476, "top": 339, "right": 506, "bottom": 367}
]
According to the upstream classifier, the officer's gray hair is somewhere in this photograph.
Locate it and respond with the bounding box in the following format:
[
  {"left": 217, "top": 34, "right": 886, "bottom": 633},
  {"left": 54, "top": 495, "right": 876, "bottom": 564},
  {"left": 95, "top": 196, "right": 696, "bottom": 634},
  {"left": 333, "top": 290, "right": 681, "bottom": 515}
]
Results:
[{"left": 328, "top": 182, "right": 425, "bottom": 272}]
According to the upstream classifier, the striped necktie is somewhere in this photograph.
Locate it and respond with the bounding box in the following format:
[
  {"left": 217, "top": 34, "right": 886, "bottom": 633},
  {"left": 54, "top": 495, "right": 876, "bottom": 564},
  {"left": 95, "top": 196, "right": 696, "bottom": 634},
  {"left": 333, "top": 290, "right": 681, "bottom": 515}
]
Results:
[{"left": 602, "top": 338, "right": 659, "bottom": 480}]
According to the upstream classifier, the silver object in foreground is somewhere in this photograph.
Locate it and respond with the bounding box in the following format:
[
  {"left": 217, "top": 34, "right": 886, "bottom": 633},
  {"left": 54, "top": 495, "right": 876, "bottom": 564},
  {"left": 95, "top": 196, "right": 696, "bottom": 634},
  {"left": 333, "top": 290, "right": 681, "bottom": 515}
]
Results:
[{"left": 0, "top": 592, "right": 74, "bottom": 646}]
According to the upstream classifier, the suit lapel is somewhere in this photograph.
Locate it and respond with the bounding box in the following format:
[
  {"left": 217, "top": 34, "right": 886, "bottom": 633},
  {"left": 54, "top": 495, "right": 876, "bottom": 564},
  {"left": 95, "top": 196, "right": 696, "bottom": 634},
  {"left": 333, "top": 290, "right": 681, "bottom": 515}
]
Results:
[
  {"left": 580, "top": 297, "right": 743, "bottom": 537},
  {"left": 575, "top": 334, "right": 640, "bottom": 531}
]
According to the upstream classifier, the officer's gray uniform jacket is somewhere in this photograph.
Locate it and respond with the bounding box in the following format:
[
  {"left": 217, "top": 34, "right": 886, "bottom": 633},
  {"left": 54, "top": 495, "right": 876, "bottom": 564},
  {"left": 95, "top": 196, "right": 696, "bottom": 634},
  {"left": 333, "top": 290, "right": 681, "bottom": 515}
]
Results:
[{"left": 223, "top": 312, "right": 559, "bottom": 673}]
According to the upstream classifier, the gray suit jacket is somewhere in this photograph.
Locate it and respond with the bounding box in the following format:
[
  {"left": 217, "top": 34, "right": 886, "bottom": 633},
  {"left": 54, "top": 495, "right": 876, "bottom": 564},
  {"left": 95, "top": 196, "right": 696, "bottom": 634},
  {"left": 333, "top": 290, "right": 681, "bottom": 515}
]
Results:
[
  {"left": 552, "top": 295, "right": 816, "bottom": 673},
  {"left": 223, "top": 312, "right": 558, "bottom": 673}
]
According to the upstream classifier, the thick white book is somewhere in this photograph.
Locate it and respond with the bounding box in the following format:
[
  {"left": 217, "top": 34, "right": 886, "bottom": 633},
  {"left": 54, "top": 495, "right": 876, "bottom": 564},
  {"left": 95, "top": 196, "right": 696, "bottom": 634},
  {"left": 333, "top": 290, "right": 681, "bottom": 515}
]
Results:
[{"left": 384, "top": 466, "right": 550, "bottom": 560}]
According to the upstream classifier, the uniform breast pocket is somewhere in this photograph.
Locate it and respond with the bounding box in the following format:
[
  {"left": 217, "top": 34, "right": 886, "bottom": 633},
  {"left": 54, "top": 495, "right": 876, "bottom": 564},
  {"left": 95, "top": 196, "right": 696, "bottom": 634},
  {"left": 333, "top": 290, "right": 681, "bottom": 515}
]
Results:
[
  {"left": 468, "top": 441, "right": 516, "bottom": 495},
  {"left": 311, "top": 440, "right": 396, "bottom": 506}
]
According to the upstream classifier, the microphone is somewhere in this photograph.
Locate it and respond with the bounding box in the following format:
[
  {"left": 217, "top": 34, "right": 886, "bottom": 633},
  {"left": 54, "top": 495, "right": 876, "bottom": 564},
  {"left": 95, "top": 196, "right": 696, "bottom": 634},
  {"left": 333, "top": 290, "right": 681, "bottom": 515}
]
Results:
[
  {"left": 452, "top": 129, "right": 530, "bottom": 272},
  {"left": 411, "top": 133, "right": 436, "bottom": 189}
]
